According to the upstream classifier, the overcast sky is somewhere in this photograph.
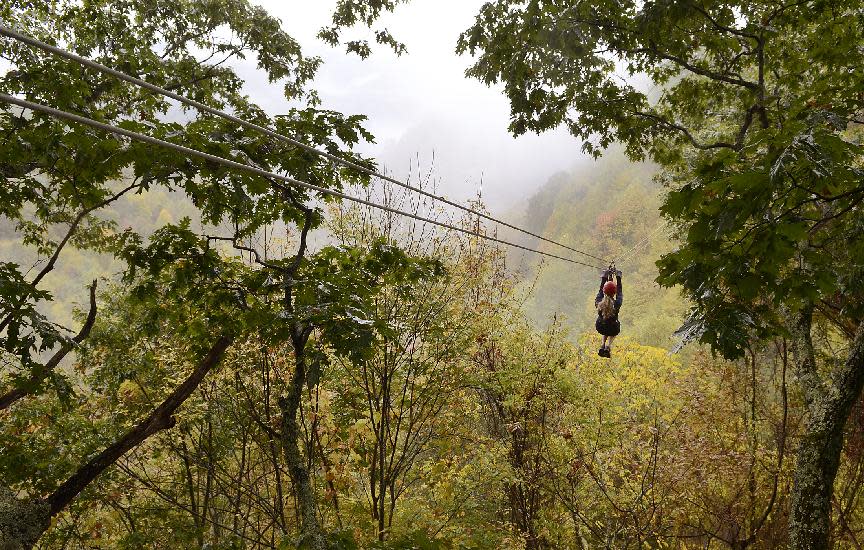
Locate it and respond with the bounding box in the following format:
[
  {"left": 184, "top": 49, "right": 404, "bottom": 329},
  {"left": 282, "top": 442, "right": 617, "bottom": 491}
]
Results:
[{"left": 235, "top": 0, "right": 590, "bottom": 212}]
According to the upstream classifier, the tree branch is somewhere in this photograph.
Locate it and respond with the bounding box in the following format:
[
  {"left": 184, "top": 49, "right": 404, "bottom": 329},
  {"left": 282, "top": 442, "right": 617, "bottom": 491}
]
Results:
[
  {"left": 0, "top": 280, "right": 98, "bottom": 411},
  {"left": 631, "top": 46, "right": 760, "bottom": 90},
  {"left": 633, "top": 110, "right": 736, "bottom": 150},
  {"left": 0, "top": 182, "right": 141, "bottom": 334},
  {"left": 206, "top": 234, "right": 286, "bottom": 273},
  {"left": 289, "top": 209, "right": 315, "bottom": 276},
  {"left": 46, "top": 335, "right": 233, "bottom": 517},
  {"left": 687, "top": 3, "right": 760, "bottom": 40}
]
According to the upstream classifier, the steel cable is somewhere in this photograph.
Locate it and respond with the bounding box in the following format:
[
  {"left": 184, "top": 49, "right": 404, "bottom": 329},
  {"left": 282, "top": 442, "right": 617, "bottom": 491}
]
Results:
[
  {"left": 0, "top": 24, "right": 611, "bottom": 265},
  {"left": 0, "top": 94, "right": 606, "bottom": 270}
]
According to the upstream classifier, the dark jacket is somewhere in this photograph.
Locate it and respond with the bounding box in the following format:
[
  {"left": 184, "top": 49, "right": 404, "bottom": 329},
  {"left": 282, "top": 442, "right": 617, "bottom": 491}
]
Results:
[{"left": 595, "top": 273, "right": 623, "bottom": 337}]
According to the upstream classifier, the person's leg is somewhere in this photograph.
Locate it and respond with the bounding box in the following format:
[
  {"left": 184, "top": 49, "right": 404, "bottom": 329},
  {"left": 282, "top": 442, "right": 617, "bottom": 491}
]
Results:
[
  {"left": 606, "top": 335, "right": 616, "bottom": 350},
  {"left": 599, "top": 335, "right": 608, "bottom": 356}
]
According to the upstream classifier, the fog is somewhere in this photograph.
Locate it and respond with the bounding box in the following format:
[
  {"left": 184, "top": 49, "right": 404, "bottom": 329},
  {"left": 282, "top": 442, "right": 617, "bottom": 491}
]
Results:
[{"left": 234, "top": 0, "right": 592, "bottom": 212}]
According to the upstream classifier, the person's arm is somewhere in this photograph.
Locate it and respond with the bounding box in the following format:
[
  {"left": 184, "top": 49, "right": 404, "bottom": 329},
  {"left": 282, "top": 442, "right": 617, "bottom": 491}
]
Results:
[
  {"left": 595, "top": 271, "right": 608, "bottom": 304},
  {"left": 615, "top": 273, "right": 623, "bottom": 309}
]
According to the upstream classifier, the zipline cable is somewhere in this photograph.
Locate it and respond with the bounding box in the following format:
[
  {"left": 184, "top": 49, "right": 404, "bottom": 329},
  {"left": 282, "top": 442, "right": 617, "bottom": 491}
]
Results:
[
  {"left": 614, "top": 225, "right": 661, "bottom": 265},
  {"left": 0, "top": 94, "right": 606, "bottom": 270},
  {"left": 0, "top": 24, "right": 611, "bottom": 265},
  {"left": 613, "top": 221, "right": 667, "bottom": 265}
]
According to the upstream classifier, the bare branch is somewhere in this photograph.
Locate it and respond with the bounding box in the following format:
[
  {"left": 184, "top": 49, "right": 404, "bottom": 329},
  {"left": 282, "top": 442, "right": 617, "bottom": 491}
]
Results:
[
  {"left": 205, "top": 234, "right": 285, "bottom": 273},
  {"left": 0, "top": 280, "right": 98, "bottom": 411},
  {"left": 688, "top": 3, "right": 760, "bottom": 40}
]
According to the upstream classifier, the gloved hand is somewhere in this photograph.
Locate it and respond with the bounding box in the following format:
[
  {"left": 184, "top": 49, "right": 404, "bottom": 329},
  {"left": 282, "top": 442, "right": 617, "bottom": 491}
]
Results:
[{"left": 603, "top": 268, "right": 622, "bottom": 279}]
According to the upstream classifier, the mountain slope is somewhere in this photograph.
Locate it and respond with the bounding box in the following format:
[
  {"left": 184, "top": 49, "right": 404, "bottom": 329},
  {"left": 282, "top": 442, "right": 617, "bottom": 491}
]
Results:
[{"left": 515, "top": 150, "right": 686, "bottom": 349}]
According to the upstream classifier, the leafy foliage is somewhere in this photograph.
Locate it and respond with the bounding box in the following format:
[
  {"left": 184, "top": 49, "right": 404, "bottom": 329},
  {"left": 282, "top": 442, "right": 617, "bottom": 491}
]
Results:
[
  {"left": 0, "top": 0, "right": 377, "bottom": 402},
  {"left": 659, "top": 118, "right": 864, "bottom": 357},
  {"left": 4, "top": 1, "right": 864, "bottom": 549},
  {"left": 318, "top": 0, "right": 410, "bottom": 58}
]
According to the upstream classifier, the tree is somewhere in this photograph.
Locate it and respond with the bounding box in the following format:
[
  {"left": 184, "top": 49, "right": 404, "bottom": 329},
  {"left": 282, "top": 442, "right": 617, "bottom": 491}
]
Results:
[
  {"left": 270, "top": 237, "right": 445, "bottom": 549},
  {"left": 0, "top": 232, "right": 249, "bottom": 547},
  {"left": 1, "top": 0, "right": 391, "bottom": 546},
  {"left": 0, "top": 0, "right": 373, "bottom": 409},
  {"left": 318, "top": 0, "right": 410, "bottom": 59},
  {"left": 323, "top": 193, "right": 470, "bottom": 542},
  {"left": 456, "top": 2, "right": 864, "bottom": 547},
  {"left": 471, "top": 315, "right": 567, "bottom": 550}
]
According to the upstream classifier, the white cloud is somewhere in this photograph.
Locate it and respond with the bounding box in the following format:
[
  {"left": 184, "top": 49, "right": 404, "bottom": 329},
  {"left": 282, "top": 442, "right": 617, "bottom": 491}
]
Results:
[{"left": 236, "top": 0, "right": 591, "bottom": 210}]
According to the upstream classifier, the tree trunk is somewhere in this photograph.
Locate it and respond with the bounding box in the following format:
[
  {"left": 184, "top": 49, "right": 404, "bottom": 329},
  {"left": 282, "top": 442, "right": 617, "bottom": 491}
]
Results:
[
  {"left": 0, "top": 335, "right": 232, "bottom": 549},
  {"left": 279, "top": 343, "right": 327, "bottom": 550},
  {"left": 378, "top": 371, "right": 389, "bottom": 542},
  {"left": 790, "top": 312, "right": 864, "bottom": 549}
]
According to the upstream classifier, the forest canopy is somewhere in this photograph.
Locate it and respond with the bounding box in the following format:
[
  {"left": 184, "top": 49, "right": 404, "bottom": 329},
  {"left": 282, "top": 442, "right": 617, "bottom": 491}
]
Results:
[{"left": 1, "top": 1, "right": 863, "bottom": 549}]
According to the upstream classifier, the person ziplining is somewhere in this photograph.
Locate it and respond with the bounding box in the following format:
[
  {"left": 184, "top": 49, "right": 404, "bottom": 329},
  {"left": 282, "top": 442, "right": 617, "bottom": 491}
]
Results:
[{"left": 594, "top": 266, "right": 623, "bottom": 358}]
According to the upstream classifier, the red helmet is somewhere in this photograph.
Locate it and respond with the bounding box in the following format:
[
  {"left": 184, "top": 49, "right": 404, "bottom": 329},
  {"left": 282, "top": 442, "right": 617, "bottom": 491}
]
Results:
[{"left": 603, "top": 281, "right": 617, "bottom": 296}]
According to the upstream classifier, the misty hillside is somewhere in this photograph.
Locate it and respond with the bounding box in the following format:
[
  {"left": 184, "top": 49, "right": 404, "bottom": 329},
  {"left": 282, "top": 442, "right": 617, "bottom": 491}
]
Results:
[{"left": 515, "top": 149, "right": 685, "bottom": 348}]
